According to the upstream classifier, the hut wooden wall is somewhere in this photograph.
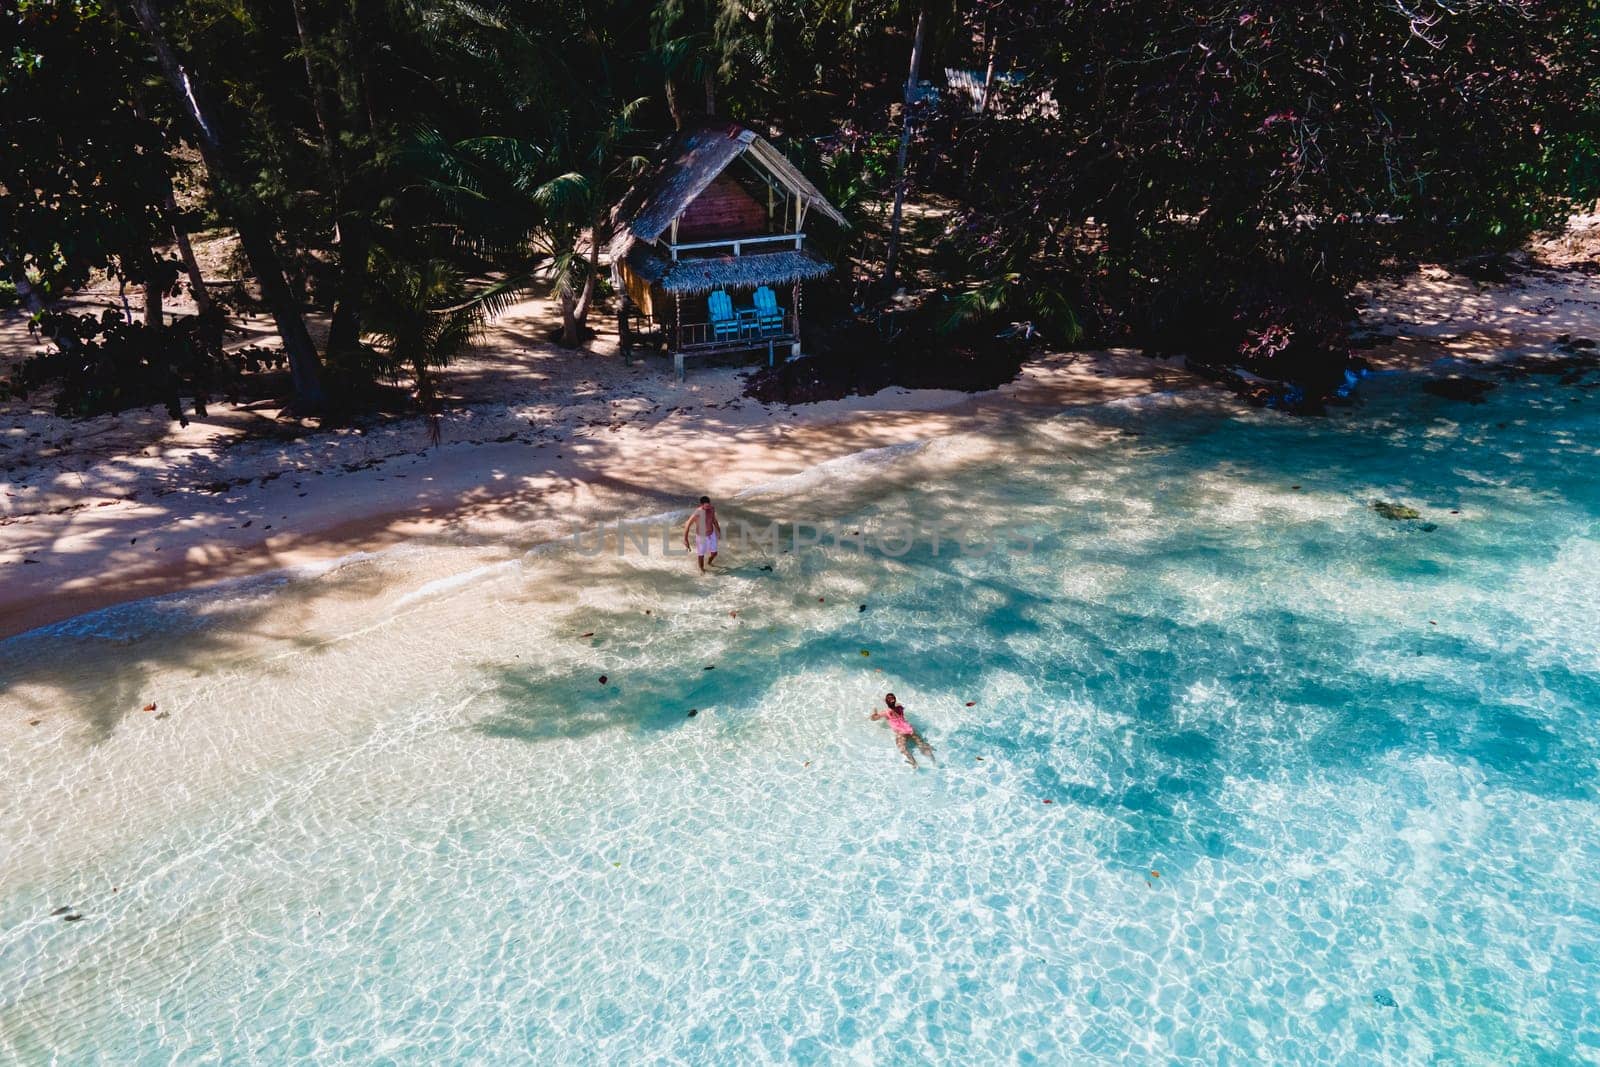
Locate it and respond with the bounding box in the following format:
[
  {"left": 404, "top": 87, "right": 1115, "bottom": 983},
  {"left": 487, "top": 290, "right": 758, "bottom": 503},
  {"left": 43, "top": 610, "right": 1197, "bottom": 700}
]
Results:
[
  {"left": 676, "top": 175, "right": 768, "bottom": 242},
  {"left": 618, "top": 261, "right": 657, "bottom": 318}
]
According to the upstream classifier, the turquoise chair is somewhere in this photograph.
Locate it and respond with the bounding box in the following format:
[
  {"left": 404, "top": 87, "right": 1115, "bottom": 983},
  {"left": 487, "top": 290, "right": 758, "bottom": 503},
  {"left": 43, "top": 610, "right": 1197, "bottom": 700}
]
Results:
[
  {"left": 753, "top": 286, "right": 785, "bottom": 333},
  {"left": 708, "top": 290, "right": 739, "bottom": 341}
]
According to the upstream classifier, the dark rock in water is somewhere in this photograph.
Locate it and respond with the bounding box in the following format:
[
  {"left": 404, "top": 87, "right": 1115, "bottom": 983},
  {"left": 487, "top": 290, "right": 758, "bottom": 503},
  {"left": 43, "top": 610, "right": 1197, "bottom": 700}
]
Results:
[
  {"left": 703, "top": 665, "right": 716, "bottom": 671},
  {"left": 759, "top": 565, "right": 773, "bottom": 572},
  {"left": 1422, "top": 377, "right": 1496, "bottom": 403},
  {"left": 1501, "top": 349, "right": 1600, "bottom": 383},
  {"left": 1419, "top": 523, "right": 1438, "bottom": 532},
  {"left": 1569, "top": 337, "right": 1597, "bottom": 350},
  {"left": 1372, "top": 501, "right": 1422, "bottom": 521},
  {"left": 1372, "top": 989, "right": 1398, "bottom": 1008},
  {"left": 62, "top": 914, "right": 84, "bottom": 923},
  {"left": 598, "top": 675, "right": 608, "bottom": 685},
  {"left": 687, "top": 709, "right": 698, "bottom": 718},
  {"left": 50, "top": 905, "right": 72, "bottom": 916},
  {"left": 859, "top": 604, "right": 867, "bottom": 612}
]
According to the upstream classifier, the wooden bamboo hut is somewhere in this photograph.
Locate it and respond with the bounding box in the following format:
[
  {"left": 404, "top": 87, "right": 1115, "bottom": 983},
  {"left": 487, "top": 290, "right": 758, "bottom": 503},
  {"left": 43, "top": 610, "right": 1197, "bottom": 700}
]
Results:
[{"left": 609, "top": 120, "right": 847, "bottom": 379}]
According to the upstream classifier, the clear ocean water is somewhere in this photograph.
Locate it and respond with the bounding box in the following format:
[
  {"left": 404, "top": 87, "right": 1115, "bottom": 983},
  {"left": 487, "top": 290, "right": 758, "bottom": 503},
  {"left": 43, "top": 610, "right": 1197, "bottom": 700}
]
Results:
[{"left": 3, "top": 360, "right": 1599, "bottom": 1064}]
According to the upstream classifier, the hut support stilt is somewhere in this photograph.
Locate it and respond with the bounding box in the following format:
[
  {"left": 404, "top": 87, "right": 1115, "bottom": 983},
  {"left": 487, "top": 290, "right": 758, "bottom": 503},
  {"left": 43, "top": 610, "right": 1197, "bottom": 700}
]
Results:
[
  {"left": 674, "top": 295, "right": 685, "bottom": 381},
  {"left": 791, "top": 282, "right": 803, "bottom": 358}
]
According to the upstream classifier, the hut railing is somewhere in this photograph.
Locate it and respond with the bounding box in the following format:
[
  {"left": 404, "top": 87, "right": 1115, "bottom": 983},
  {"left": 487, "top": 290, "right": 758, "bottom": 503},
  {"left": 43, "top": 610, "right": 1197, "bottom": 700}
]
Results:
[
  {"left": 675, "top": 312, "right": 798, "bottom": 351},
  {"left": 668, "top": 232, "right": 805, "bottom": 261}
]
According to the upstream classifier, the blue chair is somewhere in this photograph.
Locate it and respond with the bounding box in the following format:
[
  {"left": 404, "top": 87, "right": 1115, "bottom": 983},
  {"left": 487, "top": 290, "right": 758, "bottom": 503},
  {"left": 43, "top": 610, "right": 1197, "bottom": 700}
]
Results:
[
  {"left": 753, "top": 286, "right": 785, "bottom": 333},
  {"left": 708, "top": 290, "right": 739, "bottom": 342}
]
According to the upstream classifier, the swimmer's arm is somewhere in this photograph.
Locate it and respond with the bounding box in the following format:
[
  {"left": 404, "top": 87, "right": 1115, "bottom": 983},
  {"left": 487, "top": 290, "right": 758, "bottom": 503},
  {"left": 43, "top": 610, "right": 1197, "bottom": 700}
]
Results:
[
  {"left": 869, "top": 709, "right": 884, "bottom": 721},
  {"left": 682, "top": 514, "right": 695, "bottom": 547}
]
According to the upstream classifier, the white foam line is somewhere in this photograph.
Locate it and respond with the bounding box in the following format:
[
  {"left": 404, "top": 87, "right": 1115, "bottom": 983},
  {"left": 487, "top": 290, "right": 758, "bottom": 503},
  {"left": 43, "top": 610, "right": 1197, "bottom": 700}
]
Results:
[
  {"left": 390, "top": 560, "right": 521, "bottom": 610},
  {"left": 732, "top": 439, "right": 932, "bottom": 500}
]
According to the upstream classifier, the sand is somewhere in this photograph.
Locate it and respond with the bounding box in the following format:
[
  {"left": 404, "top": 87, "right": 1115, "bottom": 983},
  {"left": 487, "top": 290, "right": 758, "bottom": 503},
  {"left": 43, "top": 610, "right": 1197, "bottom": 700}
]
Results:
[{"left": 3, "top": 220, "right": 1596, "bottom": 639}]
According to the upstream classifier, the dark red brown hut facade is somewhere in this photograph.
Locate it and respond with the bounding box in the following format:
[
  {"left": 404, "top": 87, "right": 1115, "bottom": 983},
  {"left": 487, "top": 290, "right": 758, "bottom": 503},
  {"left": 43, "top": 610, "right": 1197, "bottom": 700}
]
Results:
[{"left": 610, "top": 120, "right": 847, "bottom": 379}]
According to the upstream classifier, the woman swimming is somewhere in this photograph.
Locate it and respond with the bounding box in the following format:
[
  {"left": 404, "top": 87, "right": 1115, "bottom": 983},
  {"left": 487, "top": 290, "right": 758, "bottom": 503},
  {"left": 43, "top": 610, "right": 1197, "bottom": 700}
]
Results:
[{"left": 870, "top": 693, "right": 936, "bottom": 769}]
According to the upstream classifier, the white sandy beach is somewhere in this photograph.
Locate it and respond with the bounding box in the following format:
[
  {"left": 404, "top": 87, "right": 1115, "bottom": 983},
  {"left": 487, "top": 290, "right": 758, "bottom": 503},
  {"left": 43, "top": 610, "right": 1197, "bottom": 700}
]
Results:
[{"left": 3, "top": 218, "right": 1597, "bottom": 640}]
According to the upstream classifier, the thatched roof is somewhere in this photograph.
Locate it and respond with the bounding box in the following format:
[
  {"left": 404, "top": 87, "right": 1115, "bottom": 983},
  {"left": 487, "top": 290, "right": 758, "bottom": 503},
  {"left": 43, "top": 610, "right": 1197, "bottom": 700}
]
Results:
[
  {"left": 625, "top": 245, "right": 833, "bottom": 295},
  {"left": 610, "top": 120, "right": 847, "bottom": 260}
]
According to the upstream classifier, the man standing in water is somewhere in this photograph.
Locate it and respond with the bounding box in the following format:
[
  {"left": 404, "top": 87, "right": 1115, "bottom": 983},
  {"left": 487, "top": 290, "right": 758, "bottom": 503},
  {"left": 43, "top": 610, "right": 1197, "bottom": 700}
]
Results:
[{"left": 683, "top": 496, "right": 722, "bottom": 573}]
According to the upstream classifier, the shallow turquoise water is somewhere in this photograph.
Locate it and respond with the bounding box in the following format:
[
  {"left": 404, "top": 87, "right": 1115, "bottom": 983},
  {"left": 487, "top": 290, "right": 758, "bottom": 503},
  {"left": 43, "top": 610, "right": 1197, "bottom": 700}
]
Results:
[{"left": 3, "top": 361, "right": 1599, "bottom": 1063}]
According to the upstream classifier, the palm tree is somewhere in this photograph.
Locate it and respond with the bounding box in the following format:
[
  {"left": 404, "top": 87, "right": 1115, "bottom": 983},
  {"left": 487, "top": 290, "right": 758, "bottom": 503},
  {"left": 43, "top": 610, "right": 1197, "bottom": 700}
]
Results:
[
  {"left": 652, "top": 0, "right": 727, "bottom": 123},
  {"left": 360, "top": 249, "right": 483, "bottom": 440},
  {"left": 407, "top": 97, "right": 648, "bottom": 349}
]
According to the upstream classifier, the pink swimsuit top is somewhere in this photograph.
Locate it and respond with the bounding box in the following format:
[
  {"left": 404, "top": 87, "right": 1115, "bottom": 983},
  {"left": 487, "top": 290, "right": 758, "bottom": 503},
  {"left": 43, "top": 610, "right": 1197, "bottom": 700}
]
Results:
[{"left": 886, "top": 708, "right": 914, "bottom": 735}]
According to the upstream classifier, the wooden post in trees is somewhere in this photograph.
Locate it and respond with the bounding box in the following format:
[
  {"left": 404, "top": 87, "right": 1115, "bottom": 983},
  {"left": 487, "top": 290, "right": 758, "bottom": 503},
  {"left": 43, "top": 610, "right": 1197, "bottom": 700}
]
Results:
[
  {"left": 962, "top": 33, "right": 999, "bottom": 188},
  {"left": 977, "top": 45, "right": 998, "bottom": 119},
  {"left": 128, "top": 0, "right": 327, "bottom": 412},
  {"left": 883, "top": 7, "right": 926, "bottom": 289},
  {"left": 703, "top": 68, "right": 716, "bottom": 116}
]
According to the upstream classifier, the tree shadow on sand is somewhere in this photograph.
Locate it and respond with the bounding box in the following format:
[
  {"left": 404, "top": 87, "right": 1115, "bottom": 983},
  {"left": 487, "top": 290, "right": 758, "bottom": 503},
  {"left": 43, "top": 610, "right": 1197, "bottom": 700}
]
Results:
[{"left": 0, "top": 556, "right": 402, "bottom": 742}]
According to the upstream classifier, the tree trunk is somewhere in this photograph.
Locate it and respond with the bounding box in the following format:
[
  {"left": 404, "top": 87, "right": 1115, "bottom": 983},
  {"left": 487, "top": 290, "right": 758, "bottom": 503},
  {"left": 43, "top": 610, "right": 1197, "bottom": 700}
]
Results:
[
  {"left": 129, "top": 0, "right": 327, "bottom": 411},
  {"left": 288, "top": 0, "right": 337, "bottom": 163},
  {"left": 572, "top": 213, "right": 604, "bottom": 327},
  {"left": 144, "top": 277, "right": 162, "bottom": 327},
  {"left": 560, "top": 287, "right": 581, "bottom": 347},
  {"left": 703, "top": 67, "right": 716, "bottom": 116},
  {"left": 165, "top": 190, "right": 213, "bottom": 314},
  {"left": 883, "top": 8, "right": 927, "bottom": 288},
  {"left": 665, "top": 76, "right": 683, "bottom": 129},
  {"left": 326, "top": 216, "right": 371, "bottom": 360},
  {"left": 325, "top": 15, "right": 378, "bottom": 369}
]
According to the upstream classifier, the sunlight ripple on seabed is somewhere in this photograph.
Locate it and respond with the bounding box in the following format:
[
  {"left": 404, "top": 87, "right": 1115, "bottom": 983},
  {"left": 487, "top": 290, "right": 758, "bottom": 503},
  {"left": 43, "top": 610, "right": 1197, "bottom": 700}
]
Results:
[{"left": 2, "top": 368, "right": 1599, "bottom": 1064}]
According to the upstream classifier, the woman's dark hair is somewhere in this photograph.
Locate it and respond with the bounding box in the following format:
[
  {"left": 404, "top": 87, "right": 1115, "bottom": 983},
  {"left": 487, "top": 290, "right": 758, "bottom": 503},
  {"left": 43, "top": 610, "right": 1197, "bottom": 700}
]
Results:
[
  {"left": 885, "top": 693, "right": 897, "bottom": 704},
  {"left": 700, "top": 496, "right": 711, "bottom": 504}
]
